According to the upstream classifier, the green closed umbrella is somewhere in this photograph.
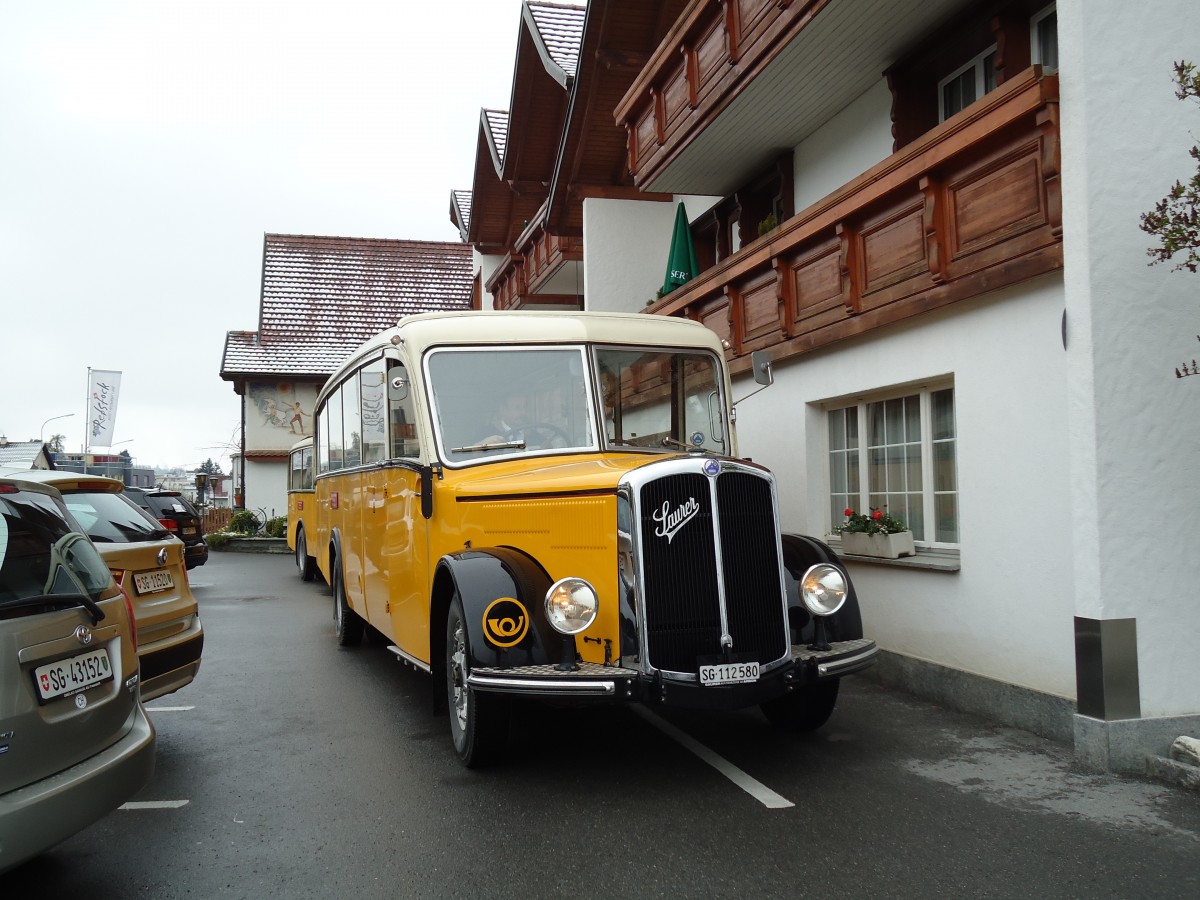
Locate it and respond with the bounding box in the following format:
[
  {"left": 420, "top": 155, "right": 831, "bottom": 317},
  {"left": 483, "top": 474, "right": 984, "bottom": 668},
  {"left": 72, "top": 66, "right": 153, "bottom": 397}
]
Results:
[{"left": 662, "top": 201, "right": 699, "bottom": 296}]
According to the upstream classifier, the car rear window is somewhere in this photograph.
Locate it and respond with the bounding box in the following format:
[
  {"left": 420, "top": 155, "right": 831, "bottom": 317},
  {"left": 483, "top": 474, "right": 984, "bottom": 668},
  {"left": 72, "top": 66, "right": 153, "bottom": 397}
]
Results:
[
  {"left": 61, "top": 492, "right": 171, "bottom": 543},
  {"left": 145, "top": 495, "right": 193, "bottom": 518},
  {"left": 0, "top": 489, "right": 112, "bottom": 603}
]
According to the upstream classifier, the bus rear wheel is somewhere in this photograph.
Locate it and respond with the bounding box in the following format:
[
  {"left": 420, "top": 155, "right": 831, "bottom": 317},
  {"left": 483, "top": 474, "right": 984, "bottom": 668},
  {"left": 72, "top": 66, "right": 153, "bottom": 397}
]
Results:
[
  {"left": 446, "top": 595, "right": 508, "bottom": 767},
  {"left": 332, "top": 557, "right": 363, "bottom": 647},
  {"left": 296, "top": 527, "right": 316, "bottom": 582}
]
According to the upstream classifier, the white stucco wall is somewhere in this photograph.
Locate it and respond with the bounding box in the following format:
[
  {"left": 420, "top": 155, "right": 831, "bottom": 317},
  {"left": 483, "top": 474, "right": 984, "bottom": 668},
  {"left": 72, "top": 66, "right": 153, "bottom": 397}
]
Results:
[
  {"left": 792, "top": 79, "right": 895, "bottom": 214},
  {"left": 475, "top": 249, "right": 503, "bottom": 310},
  {"left": 582, "top": 198, "right": 678, "bottom": 312},
  {"left": 1059, "top": 0, "right": 1200, "bottom": 717},
  {"left": 735, "top": 276, "right": 1077, "bottom": 698},
  {"left": 244, "top": 458, "right": 287, "bottom": 525}
]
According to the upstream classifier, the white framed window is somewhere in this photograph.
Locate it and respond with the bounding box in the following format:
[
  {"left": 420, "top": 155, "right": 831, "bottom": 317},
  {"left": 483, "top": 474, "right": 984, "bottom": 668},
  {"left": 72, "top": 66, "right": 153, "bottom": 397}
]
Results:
[
  {"left": 939, "top": 46, "right": 998, "bottom": 121},
  {"left": 827, "top": 383, "right": 958, "bottom": 546},
  {"left": 1031, "top": 4, "right": 1058, "bottom": 71}
]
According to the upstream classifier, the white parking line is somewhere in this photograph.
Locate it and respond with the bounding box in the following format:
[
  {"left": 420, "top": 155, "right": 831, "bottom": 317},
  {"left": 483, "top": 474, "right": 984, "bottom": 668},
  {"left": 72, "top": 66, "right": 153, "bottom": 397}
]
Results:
[
  {"left": 119, "top": 800, "right": 190, "bottom": 810},
  {"left": 631, "top": 706, "right": 794, "bottom": 809},
  {"left": 145, "top": 706, "right": 195, "bottom": 712}
]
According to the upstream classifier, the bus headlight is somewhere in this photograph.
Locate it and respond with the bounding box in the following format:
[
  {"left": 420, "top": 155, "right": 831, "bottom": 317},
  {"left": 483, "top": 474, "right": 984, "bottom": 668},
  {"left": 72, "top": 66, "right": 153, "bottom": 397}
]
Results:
[
  {"left": 545, "top": 577, "right": 599, "bottom": 634},
  {"left": 800, "top": 564, "right": 846, "bottom": 616}
]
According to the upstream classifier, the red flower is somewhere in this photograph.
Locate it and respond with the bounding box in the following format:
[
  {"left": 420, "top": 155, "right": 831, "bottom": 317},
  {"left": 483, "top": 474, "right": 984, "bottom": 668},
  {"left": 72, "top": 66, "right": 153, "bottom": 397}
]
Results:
[
  {"left": 843, "top": 508, "right": 854, "bottom": 517},
  {"left": 871, "top": 509, "right": 883, "bottom": 520}
]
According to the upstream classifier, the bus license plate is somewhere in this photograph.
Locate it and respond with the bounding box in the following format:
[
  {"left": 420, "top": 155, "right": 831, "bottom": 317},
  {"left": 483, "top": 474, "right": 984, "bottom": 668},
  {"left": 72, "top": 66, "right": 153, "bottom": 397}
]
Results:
[
  {"left": 34, "top": 648, "right": 113, "bottom": 702},
  {"left": 698, "top": 661, "right": 760, "bottom": 686},
  {"left": 134, "top": 569, "right": 174, "bottom": 594}
]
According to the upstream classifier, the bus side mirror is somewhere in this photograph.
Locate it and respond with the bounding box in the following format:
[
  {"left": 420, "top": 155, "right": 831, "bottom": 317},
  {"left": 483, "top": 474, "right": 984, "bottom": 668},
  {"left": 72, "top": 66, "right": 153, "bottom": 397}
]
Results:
[{"left": 751, "top": 350, "right": 773, "bottom": 387}]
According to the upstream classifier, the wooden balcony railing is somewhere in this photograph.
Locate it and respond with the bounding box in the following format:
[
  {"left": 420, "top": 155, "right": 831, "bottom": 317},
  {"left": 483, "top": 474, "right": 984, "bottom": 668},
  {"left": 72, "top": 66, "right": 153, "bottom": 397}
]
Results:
[
  {"left": 649, "top": 68, "right": 1061, "bottom": 377},
  {"left": 486, "top": 214, "right": 584, "bottom": 310},
  {"left": 615, "top": 0, "right": 833, "bottom": 187}
]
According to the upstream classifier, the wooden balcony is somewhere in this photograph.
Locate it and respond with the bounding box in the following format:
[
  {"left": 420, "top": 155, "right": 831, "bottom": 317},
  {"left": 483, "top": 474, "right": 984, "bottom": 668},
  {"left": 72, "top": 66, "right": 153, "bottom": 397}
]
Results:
[
  {"left": 486, "top": 215, "right": 584, "bottom": 310},
  {"left": 648, "top": 68, "right": 1062, "bottom": 377},
  {"left": 615, "top": 0, "right": 835, "bottom": 188}
]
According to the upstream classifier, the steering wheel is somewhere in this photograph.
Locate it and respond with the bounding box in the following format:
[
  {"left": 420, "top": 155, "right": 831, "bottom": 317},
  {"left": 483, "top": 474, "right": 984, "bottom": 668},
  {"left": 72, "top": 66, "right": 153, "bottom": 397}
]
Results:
[{"left": 507, "top": 422, "right": 569, "bottom": 449}]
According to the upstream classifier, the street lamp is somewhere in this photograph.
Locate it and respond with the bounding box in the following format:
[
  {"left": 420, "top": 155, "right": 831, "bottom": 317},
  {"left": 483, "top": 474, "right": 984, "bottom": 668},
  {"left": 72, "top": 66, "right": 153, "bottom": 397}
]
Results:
[
  {"left": 39, "top": 412, "right": 74, "bottom": 444},
  {"left": 195, "top": 471, "right": 209, "bottom": 508}
]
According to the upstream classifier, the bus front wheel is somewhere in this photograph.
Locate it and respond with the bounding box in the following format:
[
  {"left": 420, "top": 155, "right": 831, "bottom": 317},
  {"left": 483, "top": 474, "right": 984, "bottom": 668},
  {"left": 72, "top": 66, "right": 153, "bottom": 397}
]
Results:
[
  {"left": 760, "top": 680, "right": 839, "bottom": 733},
  {"left": 446, "top": 595, "right": 509, "bottom": 767}
]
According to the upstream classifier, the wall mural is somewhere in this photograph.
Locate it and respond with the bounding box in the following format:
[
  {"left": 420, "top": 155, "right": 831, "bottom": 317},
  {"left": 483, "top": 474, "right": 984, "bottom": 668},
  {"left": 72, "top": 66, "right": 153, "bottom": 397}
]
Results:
[{"left": 246, "top": 382, "right": 320, "bottom": 452}]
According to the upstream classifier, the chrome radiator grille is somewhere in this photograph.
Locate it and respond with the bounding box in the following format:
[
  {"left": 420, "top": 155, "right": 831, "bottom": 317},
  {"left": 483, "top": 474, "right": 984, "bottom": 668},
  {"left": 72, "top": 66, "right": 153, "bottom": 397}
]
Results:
[{"left": 637, "top": 466, "right": 788, "bottom": 675}]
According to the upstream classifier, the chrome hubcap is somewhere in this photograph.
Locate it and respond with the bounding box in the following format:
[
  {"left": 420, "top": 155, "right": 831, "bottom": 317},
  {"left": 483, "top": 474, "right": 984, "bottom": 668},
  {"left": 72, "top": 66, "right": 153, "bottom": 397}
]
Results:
[{"left": 450, "top": 620, "right": 468, "bottom": 733}]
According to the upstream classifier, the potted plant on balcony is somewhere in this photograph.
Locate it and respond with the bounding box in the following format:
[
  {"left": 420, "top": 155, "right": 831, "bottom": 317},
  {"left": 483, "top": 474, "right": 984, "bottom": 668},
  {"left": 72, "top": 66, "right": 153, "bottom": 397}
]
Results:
[{"left": 833, "top": 507, "right": 916, "bottom": 559}]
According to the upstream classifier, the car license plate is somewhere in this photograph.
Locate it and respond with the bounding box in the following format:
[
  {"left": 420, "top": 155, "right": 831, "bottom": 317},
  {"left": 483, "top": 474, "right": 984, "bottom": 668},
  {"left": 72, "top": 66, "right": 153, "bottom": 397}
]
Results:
[
  {"left": 182, "top": 526, "right": 197, "bottom": 536},
  {"left": 134, "top": 568, "right": 174, "bottom": 594},
  {"left": 698, "top": 661, "right": 760, "bottom": 686},
  {"left": 34, "top": 648, "right": 113, "bottom": 702}
]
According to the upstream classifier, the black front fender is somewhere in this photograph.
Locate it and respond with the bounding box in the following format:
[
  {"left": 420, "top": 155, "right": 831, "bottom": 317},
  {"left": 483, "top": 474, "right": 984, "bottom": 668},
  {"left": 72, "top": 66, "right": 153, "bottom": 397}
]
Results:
[
  {"left": 434, "top": 548, "right": 558, "bottom": 670},
  {"left": 780, "top": 533, "right": 865, "bottom": 643}
]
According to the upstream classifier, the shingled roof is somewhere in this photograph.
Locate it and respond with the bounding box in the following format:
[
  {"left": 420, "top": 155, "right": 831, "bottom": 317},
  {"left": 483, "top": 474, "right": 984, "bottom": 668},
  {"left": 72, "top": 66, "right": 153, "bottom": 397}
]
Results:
[
  {"left": 221, "top": 234, "right": 474, "bottom": 382},
  {"left": 525, "top": 1, "right": 586, "bottom": 85}
]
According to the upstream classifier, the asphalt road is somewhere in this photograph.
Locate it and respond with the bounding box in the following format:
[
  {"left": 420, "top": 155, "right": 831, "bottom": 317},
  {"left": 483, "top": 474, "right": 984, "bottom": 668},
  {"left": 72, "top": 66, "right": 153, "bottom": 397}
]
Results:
[{"left": 4, "top": 551, "right": 1198, "bottom": 899}]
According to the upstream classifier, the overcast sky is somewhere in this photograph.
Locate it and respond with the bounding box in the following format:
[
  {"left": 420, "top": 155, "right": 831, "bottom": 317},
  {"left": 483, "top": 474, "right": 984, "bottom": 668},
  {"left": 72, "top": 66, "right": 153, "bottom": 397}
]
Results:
[{"left": 0, "top": 0, "right": 521, "bottom": 471}]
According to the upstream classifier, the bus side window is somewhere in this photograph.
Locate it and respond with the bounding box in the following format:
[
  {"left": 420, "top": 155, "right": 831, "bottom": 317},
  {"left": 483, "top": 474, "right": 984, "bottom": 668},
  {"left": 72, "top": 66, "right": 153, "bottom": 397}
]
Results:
[{"left": 388, "top": 361, "right": 418, "bottom": 459}]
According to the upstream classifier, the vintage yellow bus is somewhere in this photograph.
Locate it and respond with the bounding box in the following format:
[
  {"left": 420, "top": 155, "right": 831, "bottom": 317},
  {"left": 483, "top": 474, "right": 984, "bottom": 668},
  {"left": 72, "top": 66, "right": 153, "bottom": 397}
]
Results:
[
  {"left": 311, "top": 311, "right": 876, "bottom": 766},
  {"left": 287, "top": 436, "right": 317, "bottom": 581}
]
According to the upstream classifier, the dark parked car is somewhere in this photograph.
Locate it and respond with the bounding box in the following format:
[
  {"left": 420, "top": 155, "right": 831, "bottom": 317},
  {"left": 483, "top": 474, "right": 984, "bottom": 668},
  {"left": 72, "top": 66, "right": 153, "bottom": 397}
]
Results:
[
  {"left": 0, "top": 475, "right": 156, "bottom": 873},
  {"left": 122, "top": 488, "right": 208, "bottom": 570}
]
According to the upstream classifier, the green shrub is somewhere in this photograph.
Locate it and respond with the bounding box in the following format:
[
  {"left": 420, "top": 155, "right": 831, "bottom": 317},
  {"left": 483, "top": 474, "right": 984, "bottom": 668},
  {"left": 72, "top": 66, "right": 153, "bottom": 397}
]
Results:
[
  {"left": 206, "top": 531, "right": 232, "bottom": 548},
  {"left": 264, "top": 516, "right": 287, "bottom": 538},
  {"left": 228, "top": 510, "right": 261, "bottom": 534}
]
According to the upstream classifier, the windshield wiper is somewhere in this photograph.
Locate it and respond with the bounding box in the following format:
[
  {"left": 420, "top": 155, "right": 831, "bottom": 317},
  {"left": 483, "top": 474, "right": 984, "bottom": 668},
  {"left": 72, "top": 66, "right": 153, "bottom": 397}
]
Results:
[
  {"left": 0, "top": 593, "right": 106, "bottom": 625},
  {"left": 450, "top": 440, "right": 526, "bottom": 453}
]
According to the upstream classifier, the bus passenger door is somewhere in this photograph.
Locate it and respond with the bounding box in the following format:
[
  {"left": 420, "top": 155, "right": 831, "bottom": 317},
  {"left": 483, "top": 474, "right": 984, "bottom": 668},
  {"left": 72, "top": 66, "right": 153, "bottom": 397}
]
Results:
[
  {"left": 362, "top": 359, "right": 430, "bottom": 661},
  {"left": 363, "top": 465, "right": 427, "bottom": 656}
]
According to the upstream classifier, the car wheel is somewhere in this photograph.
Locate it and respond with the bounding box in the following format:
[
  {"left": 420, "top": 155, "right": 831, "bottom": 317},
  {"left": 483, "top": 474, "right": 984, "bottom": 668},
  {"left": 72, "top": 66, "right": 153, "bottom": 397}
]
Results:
[
  {"left": 296, "top": 527, "right": 315, "bottom": 582},
  {"left": 332, "top": 556, "right": 363, "bottom": 647},
  {"left": 446, "top": 595, "right": 509, "bottom": 767},
  {"left": 760, "top": 680, "right": 840, "bottom": 733}
]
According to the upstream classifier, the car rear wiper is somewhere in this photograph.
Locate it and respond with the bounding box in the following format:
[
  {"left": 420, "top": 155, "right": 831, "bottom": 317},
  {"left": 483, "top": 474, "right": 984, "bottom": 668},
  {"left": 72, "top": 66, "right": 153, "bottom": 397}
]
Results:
[{"left": 0, "top": 593, "right": 106, "bottom": 625}]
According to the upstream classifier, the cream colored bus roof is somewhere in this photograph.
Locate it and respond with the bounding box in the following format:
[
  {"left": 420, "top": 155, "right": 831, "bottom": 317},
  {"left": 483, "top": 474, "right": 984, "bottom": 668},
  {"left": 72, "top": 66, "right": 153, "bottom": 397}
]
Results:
[{"left": 325, "top": 310, "right": 726, "bottom": 390}]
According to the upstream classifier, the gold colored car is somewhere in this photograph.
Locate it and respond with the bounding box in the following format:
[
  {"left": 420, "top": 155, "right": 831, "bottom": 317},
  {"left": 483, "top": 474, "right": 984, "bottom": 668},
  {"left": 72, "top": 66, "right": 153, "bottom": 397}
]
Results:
[
  {"left": 0, "top": 476, "right": 155, "bottom": 873},
  {"left": 9, "top": 470, "right": 204, "bottom": 702}
]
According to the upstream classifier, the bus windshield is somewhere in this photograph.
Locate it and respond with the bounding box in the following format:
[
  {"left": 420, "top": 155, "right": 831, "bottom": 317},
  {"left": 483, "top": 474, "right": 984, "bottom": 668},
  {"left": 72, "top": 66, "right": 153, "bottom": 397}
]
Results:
[{"left": 426, "top": 344, "right": 728, "bottom": 465}]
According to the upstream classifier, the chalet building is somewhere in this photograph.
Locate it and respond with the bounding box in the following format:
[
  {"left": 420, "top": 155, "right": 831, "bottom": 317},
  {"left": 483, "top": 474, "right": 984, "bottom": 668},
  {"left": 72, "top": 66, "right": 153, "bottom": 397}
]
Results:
[
  {"left": 220, "top": 234, "right": 475, "bottom": 517},
  {"left": 454, "top": 0, "right": 1200, "bottom": 772}
]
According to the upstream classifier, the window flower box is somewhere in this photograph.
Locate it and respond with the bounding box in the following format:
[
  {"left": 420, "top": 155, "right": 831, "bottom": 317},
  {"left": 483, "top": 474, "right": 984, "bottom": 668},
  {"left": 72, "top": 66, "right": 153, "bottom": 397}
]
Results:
[{"left": 840, "top": 530, "right": 916, "bottom": 559}]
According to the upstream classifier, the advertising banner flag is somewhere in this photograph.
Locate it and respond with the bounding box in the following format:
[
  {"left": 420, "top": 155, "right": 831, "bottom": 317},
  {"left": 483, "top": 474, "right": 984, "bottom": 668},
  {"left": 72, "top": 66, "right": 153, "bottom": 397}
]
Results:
[{"left": 87, "top": 369, "right": 122, "bottom": 447}]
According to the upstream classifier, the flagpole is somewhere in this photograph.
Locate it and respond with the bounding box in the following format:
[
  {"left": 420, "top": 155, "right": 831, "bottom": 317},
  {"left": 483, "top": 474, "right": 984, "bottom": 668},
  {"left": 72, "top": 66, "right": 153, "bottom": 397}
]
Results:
[{"left": 84, "top": 366, "right": 91, "bottom": 455}]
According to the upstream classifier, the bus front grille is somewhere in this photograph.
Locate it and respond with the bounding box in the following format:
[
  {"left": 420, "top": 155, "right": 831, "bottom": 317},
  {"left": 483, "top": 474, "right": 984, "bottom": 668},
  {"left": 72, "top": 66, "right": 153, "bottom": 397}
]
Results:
[{"left": 637, "top": 468, "right": 787, "bottom": 676}]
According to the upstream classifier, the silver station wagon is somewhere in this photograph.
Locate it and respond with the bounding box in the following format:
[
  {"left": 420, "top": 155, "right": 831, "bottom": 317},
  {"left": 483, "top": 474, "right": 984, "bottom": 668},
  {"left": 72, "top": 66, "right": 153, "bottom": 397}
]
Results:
[{"left": 0, "top": 476, "right": 155, "bottom": 873}]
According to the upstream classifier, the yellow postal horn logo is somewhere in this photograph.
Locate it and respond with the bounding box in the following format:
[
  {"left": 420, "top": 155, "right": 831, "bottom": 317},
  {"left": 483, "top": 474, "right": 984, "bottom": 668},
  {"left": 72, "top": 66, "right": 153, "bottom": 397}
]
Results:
[{"left": 483, "top": 598, "right": 529, "bottom": 647}]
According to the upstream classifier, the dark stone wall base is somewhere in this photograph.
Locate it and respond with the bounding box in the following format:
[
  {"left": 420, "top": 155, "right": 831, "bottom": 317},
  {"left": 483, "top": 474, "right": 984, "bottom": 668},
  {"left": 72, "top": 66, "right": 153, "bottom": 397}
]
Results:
[{"left": 865, "top": 650, "right": 1075, "bottom": 744}]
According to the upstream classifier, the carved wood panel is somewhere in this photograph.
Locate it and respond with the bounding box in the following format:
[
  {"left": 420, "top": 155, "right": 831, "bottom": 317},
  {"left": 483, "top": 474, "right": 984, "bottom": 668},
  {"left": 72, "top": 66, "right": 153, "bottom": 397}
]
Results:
[
  {"left": 695, "top": 17, "right": 726, "bottom": 92},
  {"left": 948, "top": 142, "right": 1045, "bottom": 259},
  {"left": 634, "top": 105, "right": 657, "bottom": 171},
  {"left": 663, "top": 60, "right": 691, "bottom": 132},
  {"left": 788, "top": 240, "right": 843, "bottom": 334},
  {"left": 696, "top": 296, "right": 732, "bottom": 348},
  {"left": 859, "top": 200, "right": 927, "bottom": 300},
  {"left": 738, "top": 268, "right": 781, "bottom": 347}
]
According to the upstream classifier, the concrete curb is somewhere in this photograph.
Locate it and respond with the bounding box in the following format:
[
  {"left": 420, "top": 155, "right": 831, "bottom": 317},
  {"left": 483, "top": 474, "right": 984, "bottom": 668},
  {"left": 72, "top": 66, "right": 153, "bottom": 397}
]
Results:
[{"left": 210, "top": 537, "right": 290, "bottom": 555}]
